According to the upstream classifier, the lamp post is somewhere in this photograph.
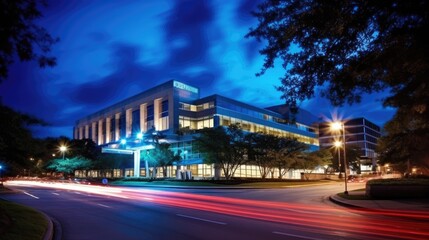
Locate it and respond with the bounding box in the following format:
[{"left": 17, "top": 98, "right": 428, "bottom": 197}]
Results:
[
  {"left": 60, "top": 146, "right": 67, "bottom": 160},
  {"left": 334, "top": 140, "right": 342, "bottom": 175},
  {"left": 0, "top": 165, "right": 3, "bottom": 185},
  {"left": 331, "top": 121, "right": 348, "bottom": 195}
]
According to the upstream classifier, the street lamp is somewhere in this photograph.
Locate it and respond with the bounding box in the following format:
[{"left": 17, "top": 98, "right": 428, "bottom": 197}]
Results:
[
  {"left": 136, "top": 132, "right": 143, "bottom": 140},
  {"left": 60, "top": 146, "right": 67, "bottom": 159},
  {"left": 331, "top": 121, "right": 348, "bottom": 195},
  {"left": 333, "top": 140, "right": 342, "bottom": 174}
]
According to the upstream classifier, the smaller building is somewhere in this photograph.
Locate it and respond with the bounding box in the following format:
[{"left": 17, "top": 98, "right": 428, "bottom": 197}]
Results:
[{"left": 319, "top": 117, "right": 381, "bottom": 173}]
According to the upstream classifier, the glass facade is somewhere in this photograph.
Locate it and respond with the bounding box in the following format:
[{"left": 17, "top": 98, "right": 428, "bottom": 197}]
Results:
[
  {"left": 219, "top": 115, "right": 318, "bottom": 145},
  {"left": 179, "top": 101, "right": 214, "bottom": 112},
  {"left": 179, "top": 116, "right": 214, "bottom": 130}
]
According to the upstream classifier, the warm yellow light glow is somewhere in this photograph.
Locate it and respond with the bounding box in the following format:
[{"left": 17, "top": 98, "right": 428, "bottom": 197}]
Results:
[
  {"left": 60, "top": 146, "right": 67, "bottom": 152},
  {"left": 334, "top": 141, "right": 342, "bottom": 148},
  {"left": 331, "top": 121, "right": 342, "bottom": 131}
]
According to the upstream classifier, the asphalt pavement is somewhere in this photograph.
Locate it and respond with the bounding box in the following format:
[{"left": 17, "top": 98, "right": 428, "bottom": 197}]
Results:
[{"left": 4, "top": 183, "right": 428, "bottom": 240}]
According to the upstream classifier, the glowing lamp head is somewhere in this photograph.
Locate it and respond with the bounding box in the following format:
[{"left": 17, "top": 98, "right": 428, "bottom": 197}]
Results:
[
  {"left": 120, "top": 139, "right": 126, "bottom": 145},
  {"left": 334, "top": 141, "right": 342, "bottom": 148},
  {"left": 136, "top": 133, "right": 143, "bottom": 139},
  {"left": 331, "top": 121, "right": 342, "bottom": 131},
  {"left": 60, "top": 146, "right": 67, "bottom": 152}
]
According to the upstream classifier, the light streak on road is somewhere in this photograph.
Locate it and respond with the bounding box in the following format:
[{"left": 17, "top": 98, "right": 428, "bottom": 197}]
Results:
[
  {"left": 7, "top": 180, "right": 127, "bottom": 199},
  {"left": 6, "top": 180, "right": 429, "bottom": 240},
  {"left": 23, "top": 191, "right": 39, "bottom": 199},
  {"left": 272, "top": 231, "right": 324, "bottom": 240},
  {"left": 176, "top": 214, "right": 227, "bottom": 225}
]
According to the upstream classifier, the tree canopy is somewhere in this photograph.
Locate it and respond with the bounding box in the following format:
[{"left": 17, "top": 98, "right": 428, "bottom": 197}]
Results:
[
  {"left": 1, "top": 0, "right": 58, "bottom": 83},
  {"left": 194, "top": 124, "right": 248, "bottom": 180},
  {"left": 45, "top": 156, "right": 93, "bottom": 177},
  {"left": 247, "top": 0, "right": 427, "bottom": 110},
  {"left": 0, "top": 104, "right": 45, "bottom": 175},
  {"left": 147, "top": 143, "right": 181, "bottom": 178},
  {"left": 377, "top": 109, "right": 429, "bottom": 171},
  {"left": 247, "top": 0, "right": 428, "bottom": 166}
]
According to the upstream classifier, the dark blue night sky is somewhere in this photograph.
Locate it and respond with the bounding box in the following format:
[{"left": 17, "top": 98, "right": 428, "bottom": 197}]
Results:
[{"left": 0, "top": 0, "right": 396, "bottom": 138}]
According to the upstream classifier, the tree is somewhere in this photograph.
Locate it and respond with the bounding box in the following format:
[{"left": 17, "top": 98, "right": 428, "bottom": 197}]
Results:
[
  {"left": 331, "top": 144, "right": 362, "bottom": 173},
  {"left": 296, "top": 149, "right": 333, "bottom": 180},
  {"left": 94, "top": 153, "right": 132, "bottom": 177},
  {"left": 68, "top": 138, "right": 99, "bottom": 161},
  {"left": 246, "top": 133, "right": 278, "bottom": 179},
  {"left": 0, "top": 104, "right": 45, "bottom": 175},
  {"left": 377, "top": 110, "right": 429, "bottom": 173},
  {"left": 194, "top": 124, "right": 248, "bottom": 180},
  {"left": 1, "top": 0, "right": 58, "bottom": 83},
  {"left": 45, "top": 156, "right": 93, "bottom": 177},
  {"left": 147, "top": 143, "right": 181, "bottom": 178},
  {"left": 272, "top": 137, "right": 308, "bottom": 179},
  {"left": 247, "top": 0, "right": 429, "bottom": 165}
]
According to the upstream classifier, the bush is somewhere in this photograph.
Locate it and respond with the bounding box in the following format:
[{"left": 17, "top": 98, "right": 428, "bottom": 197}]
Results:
[{"left": 366, "top": 178, "right": 429, "bottom": 199}]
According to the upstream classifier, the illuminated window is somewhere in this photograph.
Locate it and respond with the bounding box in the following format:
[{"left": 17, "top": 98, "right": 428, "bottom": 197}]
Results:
[{"left": 146, "top": 104, "right": 154, "bottom": 130}]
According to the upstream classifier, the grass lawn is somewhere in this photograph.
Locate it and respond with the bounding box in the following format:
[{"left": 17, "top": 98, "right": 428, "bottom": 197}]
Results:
[{"left": 0, "top": 186, "right": 48, "bottom": 240}]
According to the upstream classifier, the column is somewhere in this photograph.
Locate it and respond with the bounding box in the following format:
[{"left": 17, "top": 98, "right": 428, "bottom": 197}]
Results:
[
  {"left": 140, "top": 103, "right": 147, "bottom": 133},
  {"left": 79, "top": 127, "right": 83, "bottom": 139},
  {"left": 133, "top": 150, "right": 141, "bottom": 177},
  {"left": 98, "top": 119, "right": 103, "bottom": 144},
  {"left": 154, "top": 98, "right": 162, "bottom": 131},
  {"left": 126, "top": 108, "right": 132, "bottom": 137},
  {"left": 115, "top": 113, "right": 120, "bottom": 141},
  {"left": 106, "top": 117, "right": 111, "bottom": 143},
  {"left": 85, "top": 125, "right": 89, "bottom": 139}
]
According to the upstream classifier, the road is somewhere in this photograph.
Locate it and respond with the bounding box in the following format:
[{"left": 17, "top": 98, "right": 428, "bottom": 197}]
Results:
[{"left": 2, "top": 181, "right": 428, "bottom": 240}]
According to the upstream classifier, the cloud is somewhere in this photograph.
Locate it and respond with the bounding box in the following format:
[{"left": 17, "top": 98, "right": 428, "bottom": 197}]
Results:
[{"left": 163, "top": 0, "right": 215, "bottom": 67}]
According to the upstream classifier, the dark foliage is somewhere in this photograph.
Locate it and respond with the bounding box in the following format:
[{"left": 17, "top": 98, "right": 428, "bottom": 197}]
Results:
[
  {"left": 0, "top": 105, "right": 45, "bottom": 175},
  {"left": 0, "top": 0, "right": 58, "bottom": 83},
  {"left": 247, "top": 0, "right": 428, "bottom": 166}
]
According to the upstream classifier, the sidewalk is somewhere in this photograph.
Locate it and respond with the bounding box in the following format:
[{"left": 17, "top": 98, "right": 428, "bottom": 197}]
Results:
[{"left": 329, "top": 190, "right": 429, "bottom": 213}]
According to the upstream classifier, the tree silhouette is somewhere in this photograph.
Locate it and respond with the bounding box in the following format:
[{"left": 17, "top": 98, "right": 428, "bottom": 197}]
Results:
[
  {"left": 1, "top": 0, "right": 58, "bottom": 83},
  {"left": 247, "top": 0, "right": 428, "bottom": 166}
]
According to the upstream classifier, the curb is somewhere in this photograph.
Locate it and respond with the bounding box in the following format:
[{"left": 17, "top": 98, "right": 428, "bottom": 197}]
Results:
[
  {"left": 329, "top": 195, "right": 365, "bottom": 209},
  {"left": 0, "top": 196, "right": 55, "bottom": 240},
  {"left": 39, "top": 211, "right": 54, "bottom": 240}
]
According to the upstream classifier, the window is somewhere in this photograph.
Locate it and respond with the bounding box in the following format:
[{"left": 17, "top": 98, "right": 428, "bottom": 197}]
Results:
[
  {"left": 110, "top": 118, "right": 115, "bottom": 141},
  {"left": 132, "top": 109, "right": 140, "bottom": 134},
  {"left": 146, "top": 105, "right": 154, "bottom": 130},
  {"left": 161, "top": 100, "right": 169, "bottom": 117},
  {"left": 119, "top": 115, "right": 125, "bottom": 138}
]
